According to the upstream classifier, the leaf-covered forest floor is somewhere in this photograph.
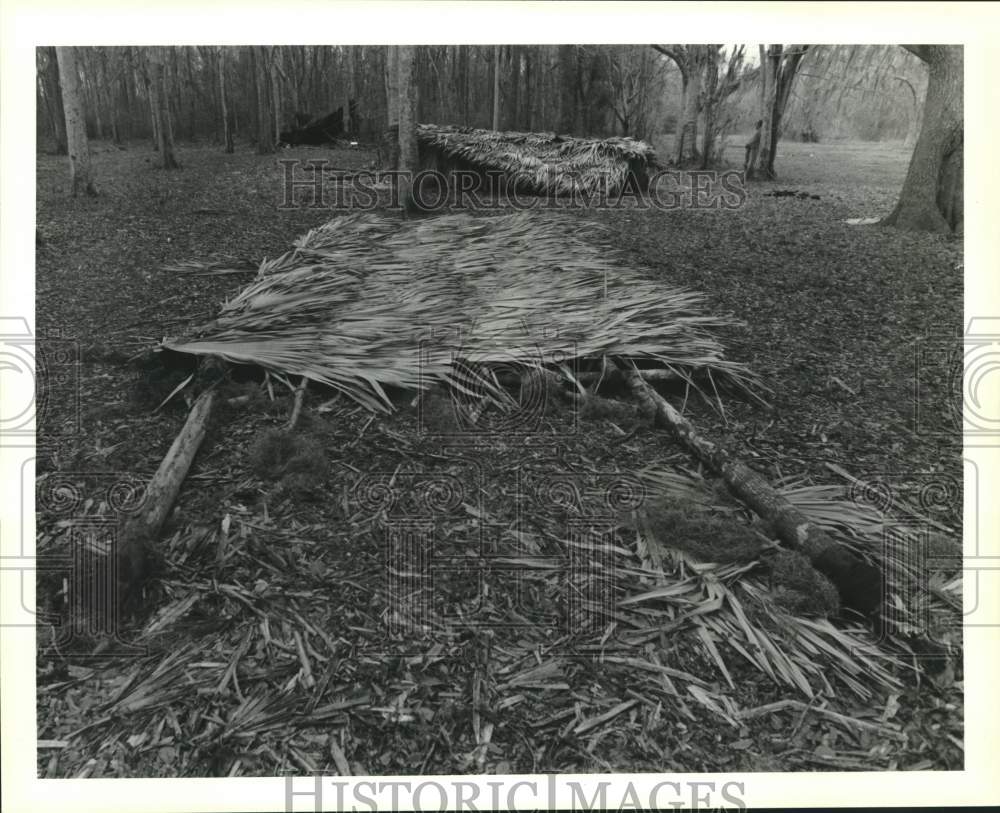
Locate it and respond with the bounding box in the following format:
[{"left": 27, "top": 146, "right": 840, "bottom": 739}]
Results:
[{"left": 34, "top": 136, "right": 963, "bottom": 777}]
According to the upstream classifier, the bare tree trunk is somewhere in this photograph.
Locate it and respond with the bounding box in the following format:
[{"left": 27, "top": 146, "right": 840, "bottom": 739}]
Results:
[
  {"left": 121, "top": 49, "right": 135, "bottom": 142},
  {"left": 254, "top": 46, "right": 274, "bottom": 154},
  {"left": 55, "top": 47, "right": 97, "bottom": 195},
  {"left": 352, "top": 46, "right": 364, "bottom": 136},
  {"left": 149, "top": 81, "right": 160, "bottom": 150},
  {"left": 464, "top": 47, "right": 471, "bottom": 126},
  {"left": 524, "top": 47, "right": 533, "bottom": 131},
  {"left": 164, "top": 48, "right": 182, "bottom": 141},
  {"left": 700, "top": 49, "right": 719, "bottom": 169},
  {"left": 183, "top": 48, "right": 198, "bottom": 142},
  {"left": 756, "top": 45, "right": 780, "bottom": 179},
  {"left": 381, "top": 46, "right": 401, "bottom": 170},
  {"left": 85, "top": 52, "right": 104, "bottom": 141},
  {"left": 651, "top": 45, "right": 701, "bottom": 165},
  {"left": 509, "top": 47, "right": 520, "bottom": 130},
  {"left": 883, "top": 45, "right": 963, "bottom": 234},
  {"left": 310, "top": 47, "right": 322, "bottom": 114},
  {"left": 100, "top": 49, "right": 123, "bottom": 146},
  {"left": 385, "top": 46, "right": 399, "bottom": 127},
  {"left": 676, "top": 50, "right": 702, "bottom": 165},
  {"left": 41, "top": 47, "right": 68, "bottom": 154},
  {"left": 768, "top": 45, "right": 809, "bottom": 176},
  {"left": 134, "top": 54, "right": 158, "bottom": 148},
  {"left": 754, "top": 44, "right": 809, "bottom": 179},
  {"left": 342, "top": 47, "right": 355, "bottom": 134},
  {"left": 147, "top": 47, "right": 180, "bottom": 168},
  {"left": 397, "top": 46, "right": 419, "bottom": 214},
  {"left": 271, "top": 46, "right": 283, "bottom": 146},
  {"left": 492, "top": 45, "right": 501, "bottom": 130},
  {"left": 758, "top": 45, "right": 766, "bottom": 111},
  {"left": 558, "top": 45, "right": 577, "bottom": 133},
  {"left": 218, "top": 47, "right": 234, "bottom": 153}
]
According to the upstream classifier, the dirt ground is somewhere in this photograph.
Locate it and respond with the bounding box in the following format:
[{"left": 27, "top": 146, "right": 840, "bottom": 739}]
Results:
[{"left": 34, "top": 135, "right": 963, "bottom": 776}]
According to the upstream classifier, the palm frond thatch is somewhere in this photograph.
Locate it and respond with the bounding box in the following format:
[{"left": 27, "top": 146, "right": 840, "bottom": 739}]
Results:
[
  {"left": 416, "top": 124, "right": 659, "bottom": 196},
  {"left": 164, "top": 212, "right": 760, "bottom": 412}
]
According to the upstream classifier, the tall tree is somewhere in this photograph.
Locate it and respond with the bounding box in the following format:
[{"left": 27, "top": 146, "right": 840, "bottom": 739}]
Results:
[
  {"left": 508, "top": 47, "right": 521, "bottom": 131},
  {"left": 608, "top": 47, "right": 653, "bottom": 138},
  {"left": 54, "top": 47, "right": 97, "bottom": 195},
  {"left": 99, "top": 48, "right": 123, "bottom": 145},
  {"left": 523, "top": 47, "right": 533, "bottom": 130},
  {"left": 217, "top": 47, "right": 234, "bottom": 153},
  {"left": 253, "top": 46, "right": 275, "bottom": 154},
  {"left": 396, "top": 46, "right": 419, "bottom": 214},
  {"left": 753, "top": 44, "right": 810, "bottom": 179},
  {"left": 883, "top": 45, "right": 962, "bottom": 234},
  {"left": 271, "top": 46, "right": 284, "bottom": 146},
  {"left": 757, "top": 45, "right": 780, "bottom": 179},
  {"left": 351, "top": 46, "right": 364, "bottom": 135},
  {"left": 558, "top": 45, "right": 577, "bottom": 133},
  {"left": 381, "top": 46, "right": 401, "bottom": 170},
  {"left": 492, "top": 45, "right": 501, "bottom": 130},
  {"left": 652, "top": 45, "right": 706, "bottom": 165},
  {"left": 342, "top": 47, "right": 355, "bottom": 135},
  {"left": 578, "top": 47, "right": 613, "bottom": 135},
  {"left": 39, "top": 47, "right": 68, "bottom": 155},
  {"left": 699, "top": 46, "right": 745, "bottom": 169},
  {"left": 147, "top": 47, "right": 180, "bottom": 168}
]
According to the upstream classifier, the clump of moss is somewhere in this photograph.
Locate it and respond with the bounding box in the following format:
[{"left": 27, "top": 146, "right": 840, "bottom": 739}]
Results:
[
  {"left": 249, "top": 429, "right": 299, "bottom": 476},
  {"left": 580, "top": 394, "right": 637, "bottom": 423},
  {"left": 249, "top": 429, "right": 329, "bottom": 500},
  {"left": 282, "top": 443, "right": 329, "bottom": 478},
  {"left": 279, "top": 469, "right": 327, "bottom": 502},
  {"left": 643, "top": 502, "right": 764, "bottom": 564},
  {"left": 418, "top": 389, "right": 457, "bottom": 432},
  {"left": 643, "top": 499, "right": 842, "bottom": 618},
  {"left": 764, "top": 549, "right": 840, "bottom": 617}
]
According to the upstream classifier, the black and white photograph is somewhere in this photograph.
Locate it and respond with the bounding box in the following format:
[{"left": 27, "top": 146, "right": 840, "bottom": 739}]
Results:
[{"left": 2, "top": 1, "right": 998, "bottom": 811}]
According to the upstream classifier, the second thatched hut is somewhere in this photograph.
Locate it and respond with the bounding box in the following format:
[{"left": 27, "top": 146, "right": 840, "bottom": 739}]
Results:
[{"left": 415, "top": 124, "right": 659, "bottom": 197}]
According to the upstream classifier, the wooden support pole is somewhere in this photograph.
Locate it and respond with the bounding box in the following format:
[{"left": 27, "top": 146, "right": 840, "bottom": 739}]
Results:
[
  {"left": 286, "top": 376, "right": 307, "bottom": 430},
  {"left": 624, "top": 367, "right": 883, "bottom": 619},
  {"left": 117, "top": 388, "right": 217, "bottom": 609}
]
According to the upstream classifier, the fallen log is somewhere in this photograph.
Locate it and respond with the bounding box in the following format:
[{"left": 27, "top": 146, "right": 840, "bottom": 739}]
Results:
[
  {"left": 117, "top": 387, "right": 217, "bottom": 610},
  {"left": 624, "top": 367, "right": 883, "bottom": 619}
]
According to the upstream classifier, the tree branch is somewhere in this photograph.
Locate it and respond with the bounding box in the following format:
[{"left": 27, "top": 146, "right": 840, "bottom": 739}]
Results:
[
  {"left": 902, "top": 44, "right": 935, "bottom": 63},
  {"left": 650, "top": 44, "right": 688, "bottom": 79}
]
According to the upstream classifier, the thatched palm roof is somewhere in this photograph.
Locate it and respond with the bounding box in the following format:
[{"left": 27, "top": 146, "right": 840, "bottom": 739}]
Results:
[
  {"left": 164, "top": 212, "right": 757, "bottom": 412},
  {"left": 416, "top": 124, "right": 658, "bottom": 196}
]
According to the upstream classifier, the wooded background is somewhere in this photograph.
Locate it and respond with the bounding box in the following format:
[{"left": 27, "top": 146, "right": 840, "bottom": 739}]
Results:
[{"left": 36, "top": 45, "right": 927, "bottom": 152}]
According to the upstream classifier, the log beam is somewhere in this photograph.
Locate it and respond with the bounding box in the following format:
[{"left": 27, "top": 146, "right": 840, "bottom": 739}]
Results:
[
  {"left": 117, "top": 388, "right": 217, "bottom": 609},
  {"left": 624, "top": 368, "right": 883, "bottom": 619}
]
